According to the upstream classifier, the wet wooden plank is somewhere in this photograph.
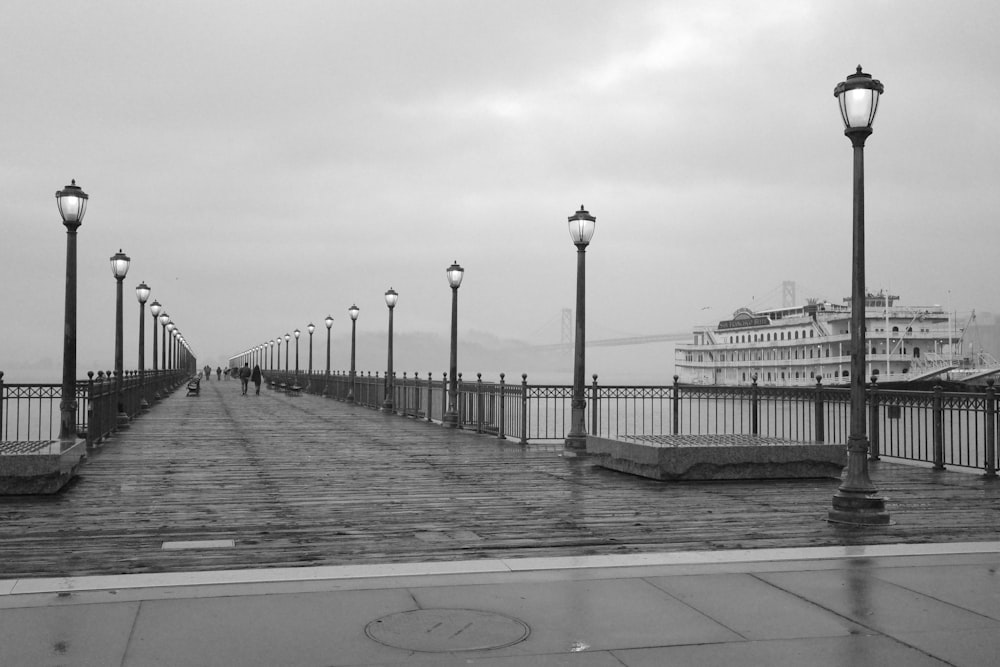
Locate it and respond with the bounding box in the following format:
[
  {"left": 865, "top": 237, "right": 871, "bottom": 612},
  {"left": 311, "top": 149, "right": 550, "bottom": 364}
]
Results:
[{"left": 1, "top": 378, "right": 998, "bottom": 578}]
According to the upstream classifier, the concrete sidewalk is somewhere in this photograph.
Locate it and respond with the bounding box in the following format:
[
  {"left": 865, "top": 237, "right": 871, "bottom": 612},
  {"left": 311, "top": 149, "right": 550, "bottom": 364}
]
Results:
[{"left": 2, "top": 542, "right": 998, "bottom": 666}]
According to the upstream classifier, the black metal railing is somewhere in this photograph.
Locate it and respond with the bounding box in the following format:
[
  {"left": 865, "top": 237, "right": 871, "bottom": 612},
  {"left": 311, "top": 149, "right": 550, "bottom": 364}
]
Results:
[
  {"left": 1, "top": 369, "right": 187, "bottom": 446},
  {"left": 261, "top": 370, "right": 998, "bottom": 476}
]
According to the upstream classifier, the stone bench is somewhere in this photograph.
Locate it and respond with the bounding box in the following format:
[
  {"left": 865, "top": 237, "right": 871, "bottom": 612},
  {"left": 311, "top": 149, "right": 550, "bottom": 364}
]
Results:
[
  {"left": 587, "top": 434, "right": 847, "bottom": 481},
  {"left": 0, "top": 439, "right": 87, "bottom": 494}
]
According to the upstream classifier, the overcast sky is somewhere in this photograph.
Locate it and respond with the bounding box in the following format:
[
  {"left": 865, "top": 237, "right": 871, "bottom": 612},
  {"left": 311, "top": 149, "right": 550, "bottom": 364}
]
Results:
[{"left": 3, "top": 0, "right": 999, "bottom": 376}]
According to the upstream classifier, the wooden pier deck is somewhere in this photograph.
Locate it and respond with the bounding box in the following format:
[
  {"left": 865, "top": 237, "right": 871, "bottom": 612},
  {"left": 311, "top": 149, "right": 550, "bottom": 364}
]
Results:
[{"left": 1, "top": 379, "right": 998, "bottom": 579}]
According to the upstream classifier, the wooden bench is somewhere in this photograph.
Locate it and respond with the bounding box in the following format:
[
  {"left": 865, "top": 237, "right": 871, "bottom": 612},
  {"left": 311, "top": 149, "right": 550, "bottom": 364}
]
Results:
[{"left": 186, "top": 378, "right": 201, "bottom": 396}]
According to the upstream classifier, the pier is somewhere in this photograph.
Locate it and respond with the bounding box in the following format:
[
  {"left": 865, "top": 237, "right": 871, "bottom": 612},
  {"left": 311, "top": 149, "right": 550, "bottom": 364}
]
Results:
[{"left": 2, "top": 378, "right": 998, "bottom": 579}]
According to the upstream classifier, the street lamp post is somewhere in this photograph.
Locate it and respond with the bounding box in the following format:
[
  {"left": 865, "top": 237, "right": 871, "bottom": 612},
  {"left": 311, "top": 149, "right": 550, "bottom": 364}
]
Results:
[
  {"left": 294, "top": 329, "right": 301, "bottom": 375},
  {"left": 828, "top": 65, "right": 890, "bottom": 526},
  {"left": 135, "top": 282, "right": 151, "bottom": 410},
  {"left": 443, "top": 262, "right": 464, "bottom": 427},
  {"left": 565, "top": 206, "right": 596, "bottom": 452},
  {"left": 277, "top": 337, "right": 282, "bottom": 372},
  {"left": 383, "top": 289, "right": 398, "bottom": 412},
  {"left": 269, "top": 340, "right": 274, "bottom": 371},
  {"left": 166, "top": 321, "right": 175, "bottom": 370},
  {"left": 110, "top": 250, "right": 131, "bottom": 427},
  {"left": 307, "top": 324, "right": 315, "bottom": 374},
  {"left": 149, "top": 300, "right": 161, "bottom": 372},
  {"left": 56, "top": 180, "right": 88, "bottom": 441},
  {"left": 158, "top": 312, "right": 169, "bottom": 371},
  {"left": 324, "top": 316, "right": 334, "bottom": 375},
  {"left": 348, "top": 305, "right": 359, "bottom": 402},
  {"left": 284, "top": 333, "right": 290, "bottom": 372}
]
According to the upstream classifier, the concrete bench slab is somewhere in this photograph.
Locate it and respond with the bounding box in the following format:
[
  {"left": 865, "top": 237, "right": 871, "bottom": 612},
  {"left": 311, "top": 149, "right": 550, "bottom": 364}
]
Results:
[
  {"left": 0, "top": 438, "right": 87, "bottom": 494},
  {"left": 587, "top": 434, "right": 847, "bottom": 481}
]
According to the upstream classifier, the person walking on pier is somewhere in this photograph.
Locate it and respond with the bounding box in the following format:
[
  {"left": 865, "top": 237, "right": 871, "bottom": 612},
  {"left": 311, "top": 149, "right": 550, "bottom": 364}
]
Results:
[
  {"left": 251, "top": 364, "right": 262, "bottom": 395},
  {"left": 239, "top": 363, "right": 251, "bottom": 395},
  {"left": 216, "top": 366, "right": 222, "bottom": 381}
]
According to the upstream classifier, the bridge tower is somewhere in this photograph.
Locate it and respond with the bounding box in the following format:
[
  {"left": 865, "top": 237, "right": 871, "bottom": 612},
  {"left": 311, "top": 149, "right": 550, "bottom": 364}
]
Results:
[
  {"left": 561, "top": 308, "right": 573, "bottom": 345},
  {"left": 782, "top": 281, "right": 796, "bottom": 308}
]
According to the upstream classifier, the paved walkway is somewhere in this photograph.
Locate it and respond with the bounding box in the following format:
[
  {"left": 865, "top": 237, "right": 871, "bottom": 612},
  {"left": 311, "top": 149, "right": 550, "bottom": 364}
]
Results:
[{"left": 1, "top": 542, "right": 998, "bottom": 665}]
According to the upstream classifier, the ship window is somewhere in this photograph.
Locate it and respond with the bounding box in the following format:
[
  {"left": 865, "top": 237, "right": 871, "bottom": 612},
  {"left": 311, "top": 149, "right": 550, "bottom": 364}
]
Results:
[
  {"left": 892, "top": 326, "right": 899, "bottom": 332},
  {"left": 742, "top": 372, "right": 746, "bottom": 381},
  {"left": 768, "top": 372, "right": 772, "bottom": 381},
  {"left": 794, "top": 331, "right": 799, "bottom": 339},
  {"left": 873, "top": 368, "right": 880, "bottom": 375},
  {"left": 810, "top": 331, "right": 814, "bottom": 338},
  {"left": 913, "top": 347, "right": 921, "bottom": 358},
  {"left": 842, "top": 370, "right": 849, "bottom": 377}
]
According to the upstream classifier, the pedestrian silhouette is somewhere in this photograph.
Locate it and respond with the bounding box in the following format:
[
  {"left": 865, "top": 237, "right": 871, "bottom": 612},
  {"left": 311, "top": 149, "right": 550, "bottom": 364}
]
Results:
[
  {"left": 251, "top": 365, "right": 263, "bottom": 395},
  {"left": 239, "top": 363, "right": 251, "bottom": 395}
]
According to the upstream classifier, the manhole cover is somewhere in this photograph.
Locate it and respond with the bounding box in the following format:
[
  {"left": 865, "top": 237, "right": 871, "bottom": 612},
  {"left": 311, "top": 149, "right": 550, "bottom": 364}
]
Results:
[{"left": 365, "top": 608, "right": 530, "bottom": 652}]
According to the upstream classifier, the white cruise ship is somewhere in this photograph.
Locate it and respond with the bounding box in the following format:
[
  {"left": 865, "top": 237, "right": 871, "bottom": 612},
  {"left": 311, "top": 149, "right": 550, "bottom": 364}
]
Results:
[{"left": 674, "top": 292, "right": 999, "bottom": 386}]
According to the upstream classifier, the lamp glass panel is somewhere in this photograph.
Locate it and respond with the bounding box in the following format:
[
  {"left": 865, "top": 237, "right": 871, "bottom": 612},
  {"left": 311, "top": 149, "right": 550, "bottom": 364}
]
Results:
[
  {"left": 840, "top": 88, "right": 879, "bottom": 129},
  {"left": 111, "top": 255, "right": 131, "bottom": 279},
  {"left": 385, "top": 291, "right": 398, "bottom": 307},
  {"left": 568, "top": 218, "right": 596, "bottom": 244},
  {"left": 150, "top": 301, "right": 162, "bottom": 316},
  {"left": 136, "top": 284, "right": 151, "bottom": 303},
  {"left": 447, "top": 265, "right": 464, "bottom": 288},
  {"left": 349, "top": 306, "right": 359, "bottom": 320},
  {"left": 57, "top": 195, "right": 88, "bottom": 224}
]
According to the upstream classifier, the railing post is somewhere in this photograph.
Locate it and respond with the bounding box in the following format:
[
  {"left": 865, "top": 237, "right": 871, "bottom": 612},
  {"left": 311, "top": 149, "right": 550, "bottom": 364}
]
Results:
[
  {"left": 0, "top": 371, "right": 5, "bottom": 439},
  {"left": 498, "top": 373, "right": 506, "bottom": 440},
  {"left": 425, "top": 372, "right": 433, "bottom": 422},
  {"left": 591, "top": 374, "right": 599, "bottom": 437},
  {"left": 476, "top": 373, "right": 484, "bottom": 434},
  {"left": 520, "top": 373, "right": 528, "bottom": 445},
  {"left": 933, "top": 384, "right": 945, "bottom": 470},
  {"left": 457, "top": 373, "right": 464, "bottom": 428},
  {"left": 868, "top": 375, "right": 880, "bottom": 460},
  {"left": 985, "top": 380, "right": 997, "bottom": 478},
  {"left": 814, "top": 376, "right": 825, "bottom": 443},
  {"left": 672, "top": 375, "right": 680, "bottom": 435},
  {"left": 750, "top": 374, "right": 759, "bottom": 436}
]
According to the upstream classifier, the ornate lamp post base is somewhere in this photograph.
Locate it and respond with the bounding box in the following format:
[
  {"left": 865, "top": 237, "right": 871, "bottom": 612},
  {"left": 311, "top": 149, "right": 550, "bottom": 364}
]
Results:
[
  {"left": 827, "top": 436, "right": 890, "bottom": 525},
  {"left": 828, "top": 492, "right": 891, "bottom": 525},
  {"left": 563, "top": 434, "right": 588, "bottom": 453}
]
